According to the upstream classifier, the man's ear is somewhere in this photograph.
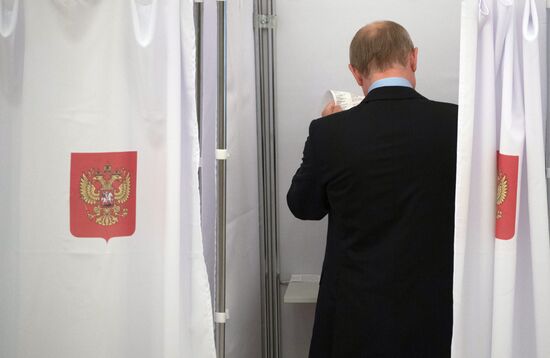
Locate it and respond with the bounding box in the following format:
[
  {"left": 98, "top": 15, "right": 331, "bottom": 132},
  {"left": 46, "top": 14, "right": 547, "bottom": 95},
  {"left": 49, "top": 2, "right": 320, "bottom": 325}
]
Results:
[
  {"left": 410, "top": 48, "right": 419, "bottom": 73},
  {"left": 349, "top": 64, "right": 364, "bottom": 87}
]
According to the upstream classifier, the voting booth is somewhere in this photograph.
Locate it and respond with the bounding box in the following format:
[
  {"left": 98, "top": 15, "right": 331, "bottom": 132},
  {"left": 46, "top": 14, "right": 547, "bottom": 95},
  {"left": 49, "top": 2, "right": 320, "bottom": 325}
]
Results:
[{"left": 1, "top": 1, "right": 550, "bottom": 358}]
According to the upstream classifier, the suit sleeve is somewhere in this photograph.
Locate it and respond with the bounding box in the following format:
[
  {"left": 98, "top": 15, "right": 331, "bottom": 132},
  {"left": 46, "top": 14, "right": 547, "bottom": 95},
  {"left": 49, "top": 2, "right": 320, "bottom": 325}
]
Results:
[{"left": 287, "top": 121, "right": 329, "bottom": 220}]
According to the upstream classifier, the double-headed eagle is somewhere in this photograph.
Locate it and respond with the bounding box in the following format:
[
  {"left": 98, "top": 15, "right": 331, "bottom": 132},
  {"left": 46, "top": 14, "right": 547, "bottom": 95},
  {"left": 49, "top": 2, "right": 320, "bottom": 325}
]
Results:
[
  {"left": 496, "top": 172, "right": 508, "bottom": 220},
  {"left": 80, "top": 164, "right": 131, "bottom": 226}
]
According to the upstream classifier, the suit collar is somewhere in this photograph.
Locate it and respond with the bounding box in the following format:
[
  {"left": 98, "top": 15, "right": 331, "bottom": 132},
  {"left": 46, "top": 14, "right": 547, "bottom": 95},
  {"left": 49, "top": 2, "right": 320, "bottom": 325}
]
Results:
[{"left": 362, "top": 86, "right": 425, "bottom": 104}]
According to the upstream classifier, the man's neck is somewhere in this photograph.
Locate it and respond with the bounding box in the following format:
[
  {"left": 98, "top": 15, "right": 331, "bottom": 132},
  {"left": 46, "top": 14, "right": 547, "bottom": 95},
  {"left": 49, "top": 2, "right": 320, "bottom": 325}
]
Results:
[{"left": 362, "top": 69, "right": 416, "bottom": 95}]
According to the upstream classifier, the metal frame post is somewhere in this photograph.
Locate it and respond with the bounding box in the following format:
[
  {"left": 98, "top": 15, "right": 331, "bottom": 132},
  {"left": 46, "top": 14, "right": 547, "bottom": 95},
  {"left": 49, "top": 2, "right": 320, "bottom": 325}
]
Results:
[
  {"left": 215, "top": 0, "right": 228, "bottom": 357},
  {"left": 253, "top": 0, "right": 281, "bottom": 357}
]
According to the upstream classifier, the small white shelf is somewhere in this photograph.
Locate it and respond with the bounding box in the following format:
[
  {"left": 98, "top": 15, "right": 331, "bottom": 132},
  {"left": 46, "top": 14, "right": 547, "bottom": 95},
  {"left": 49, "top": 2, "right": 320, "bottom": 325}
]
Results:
[{"left": 283, "top": 274, "right": 320, "bottom": 304}]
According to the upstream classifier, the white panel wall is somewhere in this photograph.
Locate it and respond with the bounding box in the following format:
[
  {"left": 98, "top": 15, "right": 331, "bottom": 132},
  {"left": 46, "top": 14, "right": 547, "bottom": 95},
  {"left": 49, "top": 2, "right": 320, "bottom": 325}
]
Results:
[
  {"left": 225, "top": 1, "right": 262, "bottom": 358},
  {"left": 201, "top": 0, "right": 218, "bottom": 308},
  {"left": 275, "top": 2, "right": 461, "bottom": 357}
]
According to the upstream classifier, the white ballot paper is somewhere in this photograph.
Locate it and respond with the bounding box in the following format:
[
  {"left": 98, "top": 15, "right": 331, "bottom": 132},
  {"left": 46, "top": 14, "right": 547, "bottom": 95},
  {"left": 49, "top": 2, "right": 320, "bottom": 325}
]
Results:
[{"left": 324, "top": 90, "right": 365, "bottom": 111}]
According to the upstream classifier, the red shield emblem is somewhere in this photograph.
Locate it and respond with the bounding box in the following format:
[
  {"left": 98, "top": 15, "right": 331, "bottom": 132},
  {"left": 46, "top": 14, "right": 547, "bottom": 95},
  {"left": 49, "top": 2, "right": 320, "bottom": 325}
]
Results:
[
  {"left": 70, "top": 151, "right": 137, "bottom": 241},
  {"left": 495, "top": 151, "right": 519, "bottom": 240}
]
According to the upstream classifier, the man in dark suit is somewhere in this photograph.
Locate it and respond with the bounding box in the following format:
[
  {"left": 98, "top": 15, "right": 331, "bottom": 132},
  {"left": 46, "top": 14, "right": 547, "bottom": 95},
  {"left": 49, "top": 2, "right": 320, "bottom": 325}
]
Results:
[{"left": 287, "top": 21, "right": 457, "bottom": 357}]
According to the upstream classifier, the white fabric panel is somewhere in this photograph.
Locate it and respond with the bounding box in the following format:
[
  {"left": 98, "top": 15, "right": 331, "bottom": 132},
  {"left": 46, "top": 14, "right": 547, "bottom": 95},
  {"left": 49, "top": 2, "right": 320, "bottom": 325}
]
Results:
[
  {"left": 180, "top": 1, "right": 217, "bottom": 355},
  {"left": 453, "top": 0, "right": 550, "bottom": 357},
  {"left": 492, "top": 3, "right": 523, "bottom": 357},
  {"left": 452, "top": 1, "right": 489, "bottom": 356},
  {"left": 522, "top": 3, "right": 550, "bottom": 356},
  {"left": 275, "top": 2, "right": 461, "bottom": 357},
  {"left": 0, "top": 1, "right": 215, "bottom": 357}
]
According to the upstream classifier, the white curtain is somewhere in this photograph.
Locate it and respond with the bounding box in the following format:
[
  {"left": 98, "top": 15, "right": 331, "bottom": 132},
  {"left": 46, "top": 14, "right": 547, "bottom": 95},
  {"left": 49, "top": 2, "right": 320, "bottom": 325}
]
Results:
[
  {"left": 0, "top": 0, "right": 215, "bottom": 357},
  {"left": 453, "top": 0, "right": 550, "bottom": 357}
]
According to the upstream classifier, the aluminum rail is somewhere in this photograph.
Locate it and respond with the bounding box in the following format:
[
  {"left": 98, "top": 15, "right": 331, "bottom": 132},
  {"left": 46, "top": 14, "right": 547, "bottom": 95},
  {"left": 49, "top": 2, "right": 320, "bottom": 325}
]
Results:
[
  {"left": 215, "top": 0, "right": 228, "bottom": 357},
  {"left": 253, "top": 0, "right": 281, "bottom": 357}
]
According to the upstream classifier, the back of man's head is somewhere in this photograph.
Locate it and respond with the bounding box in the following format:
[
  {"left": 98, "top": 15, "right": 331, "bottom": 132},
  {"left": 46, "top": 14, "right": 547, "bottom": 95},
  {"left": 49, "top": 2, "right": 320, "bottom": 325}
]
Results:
[{"left": 349, "top": 21, "right": 414, "bottom": 77}]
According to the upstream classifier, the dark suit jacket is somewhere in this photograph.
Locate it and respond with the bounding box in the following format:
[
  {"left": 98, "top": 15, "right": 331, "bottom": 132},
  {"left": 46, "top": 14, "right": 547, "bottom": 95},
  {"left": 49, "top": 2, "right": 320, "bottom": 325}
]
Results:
[{"left": 287, "top": 86, "right": 457, "bottom": 358}]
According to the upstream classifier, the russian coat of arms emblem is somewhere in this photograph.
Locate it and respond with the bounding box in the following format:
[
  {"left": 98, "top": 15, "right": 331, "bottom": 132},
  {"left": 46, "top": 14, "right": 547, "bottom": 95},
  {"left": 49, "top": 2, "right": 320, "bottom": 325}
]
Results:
[
  {"left": 80, "top": 164, "right": 131, "bottom": 226},
  {"left": 70, "top": 151, "right": 137, "bottom": 241},
  {"left": 495, "top": 152, "right": 519, "bottom": 241}
]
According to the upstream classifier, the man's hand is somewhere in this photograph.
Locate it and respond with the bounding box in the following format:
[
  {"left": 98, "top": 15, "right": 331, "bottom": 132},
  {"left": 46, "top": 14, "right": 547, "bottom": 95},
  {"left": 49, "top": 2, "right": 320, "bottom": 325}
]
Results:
[{"left": 321, "top": 102, "right": 343, "bottom": 117}]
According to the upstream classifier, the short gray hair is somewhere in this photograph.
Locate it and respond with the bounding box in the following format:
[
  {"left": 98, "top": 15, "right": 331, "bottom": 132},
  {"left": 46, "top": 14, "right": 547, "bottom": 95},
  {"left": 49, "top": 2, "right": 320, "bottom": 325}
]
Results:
[{"left": 349, "top": 21, "right": 415, "bottom": 76}]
